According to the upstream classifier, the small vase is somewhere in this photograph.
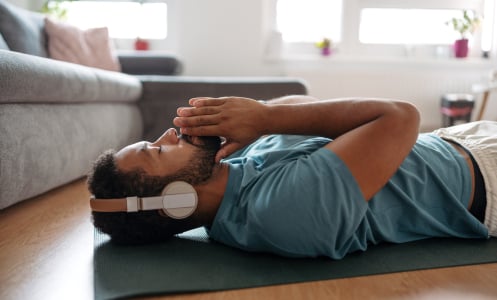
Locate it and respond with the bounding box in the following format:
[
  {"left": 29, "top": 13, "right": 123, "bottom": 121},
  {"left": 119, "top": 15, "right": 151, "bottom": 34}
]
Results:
[
  {"left": 134, "top": 38, "right": 149, "bottom": 51},
  {"left": 321, "top": 47, "right": 331, "bottom": 56},
  {"left": 453, "top": 39, "right": 469, "bottom": 58}
]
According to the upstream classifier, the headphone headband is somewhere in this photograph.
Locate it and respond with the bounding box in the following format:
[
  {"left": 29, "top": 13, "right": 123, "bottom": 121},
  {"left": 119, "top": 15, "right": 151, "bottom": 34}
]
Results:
[{"left": 89, "top": 181, "right": 198, "bottom": 219}]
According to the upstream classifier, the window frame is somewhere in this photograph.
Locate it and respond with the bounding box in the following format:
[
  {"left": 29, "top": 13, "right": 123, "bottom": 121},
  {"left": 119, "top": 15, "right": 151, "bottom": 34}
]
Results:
[{"left": 273, "top": 0, "right": 491, "bottom": 60}]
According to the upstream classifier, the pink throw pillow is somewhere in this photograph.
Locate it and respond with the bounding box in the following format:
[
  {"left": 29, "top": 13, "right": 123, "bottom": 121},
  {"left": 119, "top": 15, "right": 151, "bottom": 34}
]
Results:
[{"left": 44, "top": 18, "right": 121, "bottom": 72}]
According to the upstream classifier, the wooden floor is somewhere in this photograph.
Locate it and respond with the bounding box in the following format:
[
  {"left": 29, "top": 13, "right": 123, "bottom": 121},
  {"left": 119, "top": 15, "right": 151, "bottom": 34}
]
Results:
[{"left": 1, "top": 179, "right": 497, "bottom": 300}]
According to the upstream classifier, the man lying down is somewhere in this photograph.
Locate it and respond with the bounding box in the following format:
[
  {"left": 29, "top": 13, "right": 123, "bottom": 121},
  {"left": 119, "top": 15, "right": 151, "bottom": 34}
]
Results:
[{"left": 87, "top": 95, "right": 496, "bottom": 259}]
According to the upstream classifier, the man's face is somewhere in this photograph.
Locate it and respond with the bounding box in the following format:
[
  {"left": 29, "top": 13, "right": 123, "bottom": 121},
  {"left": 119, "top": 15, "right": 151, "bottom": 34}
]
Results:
[{"left": 115, "top": 128, "right": 221, "bottom": 180}]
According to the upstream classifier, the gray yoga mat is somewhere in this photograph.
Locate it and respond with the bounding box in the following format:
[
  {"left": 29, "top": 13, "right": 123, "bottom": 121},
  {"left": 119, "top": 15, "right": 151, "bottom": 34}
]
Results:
[{"left": 94, "top": 227, "right": 497, "bottom": 300}]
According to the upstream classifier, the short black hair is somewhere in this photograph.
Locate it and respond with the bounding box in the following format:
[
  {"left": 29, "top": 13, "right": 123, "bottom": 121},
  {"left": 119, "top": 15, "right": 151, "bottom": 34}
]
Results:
[{"left": 87, "top": 150, "right": 199, "bottom": 245}]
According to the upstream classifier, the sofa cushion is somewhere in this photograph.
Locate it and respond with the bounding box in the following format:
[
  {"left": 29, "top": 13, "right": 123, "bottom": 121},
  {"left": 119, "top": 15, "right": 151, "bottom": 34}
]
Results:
[
  {"left": 44, "top": 18, "right": 121, "bottom": 72},
  {"left": 0, "top": 32, "right": 8, "bottom": 50},
  {"left": 0, "top": 0, "right": 47, "bottom": 57},
  {"left": 0, "top": 50, "right": 141, "bottom": 104}
]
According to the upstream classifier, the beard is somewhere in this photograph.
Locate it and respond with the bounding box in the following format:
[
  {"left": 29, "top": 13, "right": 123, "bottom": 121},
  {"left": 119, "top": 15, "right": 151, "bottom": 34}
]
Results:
[
  {"left": 170, "top": 134, "right": 222, "bottom": 185},
  {"left": 179, "top": 134, "right": 221, "bottom": 153}
]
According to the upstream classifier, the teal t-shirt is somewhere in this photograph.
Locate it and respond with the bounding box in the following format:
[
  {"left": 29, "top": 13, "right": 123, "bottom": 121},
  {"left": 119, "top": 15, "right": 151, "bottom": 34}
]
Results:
[{"left": 208, "top": 134, "right": 488, "bottom": 259}]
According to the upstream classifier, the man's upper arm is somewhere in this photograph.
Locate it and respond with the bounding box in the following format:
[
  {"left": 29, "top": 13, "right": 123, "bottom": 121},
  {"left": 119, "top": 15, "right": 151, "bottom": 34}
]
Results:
[{"left": 324, "top": 103, "right": 419, "bottom": 201}]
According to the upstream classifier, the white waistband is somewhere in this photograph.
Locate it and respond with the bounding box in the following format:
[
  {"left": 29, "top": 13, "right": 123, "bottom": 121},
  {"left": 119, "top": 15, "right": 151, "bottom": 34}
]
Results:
[{"left": 432, "top": 121, "right": 497, "bottom": 236}]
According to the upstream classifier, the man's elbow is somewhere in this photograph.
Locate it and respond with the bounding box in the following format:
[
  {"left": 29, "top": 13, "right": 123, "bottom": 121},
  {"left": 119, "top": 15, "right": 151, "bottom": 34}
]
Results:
[
  {"left": 400, "top": 101, "right": 420, "bottom": 126},
  {"left": 394, "top": 101, "right": 421, "bottom": 141}
]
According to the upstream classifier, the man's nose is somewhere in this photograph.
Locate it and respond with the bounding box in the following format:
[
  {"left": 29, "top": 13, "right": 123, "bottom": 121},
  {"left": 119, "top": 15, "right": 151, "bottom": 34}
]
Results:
[{"left": 152, "top": 128, "right": 178, "bottom": 145}]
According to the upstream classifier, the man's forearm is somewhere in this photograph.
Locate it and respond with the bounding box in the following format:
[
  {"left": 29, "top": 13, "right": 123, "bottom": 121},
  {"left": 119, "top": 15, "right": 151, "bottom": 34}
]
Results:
[
  {"left": 259, "top": 97, "right": 415, "bottom": 139},
  {"left": 175, "top": 96, "right": 418, "bottom": 142}
]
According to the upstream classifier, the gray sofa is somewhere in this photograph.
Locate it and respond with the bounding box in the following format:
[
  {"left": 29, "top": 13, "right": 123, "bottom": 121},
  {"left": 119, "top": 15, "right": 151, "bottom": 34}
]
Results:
[{"left": 0, "top": 1, "right": 308, "bottom": 209}]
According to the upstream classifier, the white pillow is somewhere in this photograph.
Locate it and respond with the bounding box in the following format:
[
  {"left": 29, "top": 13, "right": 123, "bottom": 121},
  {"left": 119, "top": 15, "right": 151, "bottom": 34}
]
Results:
[{"left": 44, "top": 18, "right": 121, "bottom": 72}]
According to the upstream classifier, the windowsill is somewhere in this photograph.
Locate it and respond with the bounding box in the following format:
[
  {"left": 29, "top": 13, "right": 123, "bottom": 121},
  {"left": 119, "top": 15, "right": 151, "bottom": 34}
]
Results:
[{"left": 266, "top": 54, "right": 497, "bottom": 69}]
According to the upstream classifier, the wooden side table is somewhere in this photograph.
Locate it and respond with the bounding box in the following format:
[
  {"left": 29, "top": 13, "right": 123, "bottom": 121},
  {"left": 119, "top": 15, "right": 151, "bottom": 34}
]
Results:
[{"left": 472, "top": 80, "right": 497, "bottom": 121}]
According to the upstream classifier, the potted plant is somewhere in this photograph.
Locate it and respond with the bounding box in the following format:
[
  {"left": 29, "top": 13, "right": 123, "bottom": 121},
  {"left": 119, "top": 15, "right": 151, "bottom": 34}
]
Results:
[
  {"left": 446, "top": 10, "right": 481, "bottom": 58},
  {"left": 41, "top": 0, "right": 70, "bottom": 20},
  {"left": 315, "top": 38, "right": 333, "bottom": 56}
]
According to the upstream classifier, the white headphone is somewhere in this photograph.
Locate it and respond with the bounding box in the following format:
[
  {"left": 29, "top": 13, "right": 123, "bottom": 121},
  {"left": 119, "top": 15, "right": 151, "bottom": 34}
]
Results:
[{"left": 89, "top": 181, "right": 198, "bottom": 219}]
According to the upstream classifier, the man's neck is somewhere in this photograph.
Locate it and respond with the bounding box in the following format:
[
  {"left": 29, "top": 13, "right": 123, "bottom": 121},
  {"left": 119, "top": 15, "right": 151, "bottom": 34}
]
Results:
[{"left": 193, "top": 162, "right": 230, "bottom": 226}]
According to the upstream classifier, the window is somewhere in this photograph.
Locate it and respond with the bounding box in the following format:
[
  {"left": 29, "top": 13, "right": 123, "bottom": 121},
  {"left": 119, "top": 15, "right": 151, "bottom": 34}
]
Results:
[
  {"left": 274, "top": 0, "right": 494, "bottom": 59},
  {"left": 359, "top": 9, "right": 462, "bottom": 45},
  {"left": 45, "top": 1, "right": 168, "bottom": 39},
  {"left": 276, "top": 0, "right": 342, "bottom": 43}
]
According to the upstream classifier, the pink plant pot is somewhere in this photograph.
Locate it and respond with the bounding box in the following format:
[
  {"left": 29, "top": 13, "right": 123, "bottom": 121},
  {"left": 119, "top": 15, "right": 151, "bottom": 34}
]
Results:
[
  {"left": 454, "top": 39, "right": 469, "bottom": 58},
  {"left": 321, "top": 47, "right": 332, "bottom": 56}
]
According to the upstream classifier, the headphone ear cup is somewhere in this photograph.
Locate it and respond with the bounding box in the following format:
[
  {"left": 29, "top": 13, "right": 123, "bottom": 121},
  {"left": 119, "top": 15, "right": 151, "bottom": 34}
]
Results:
[{"left": 161, "top": 181, "right": 198, "bottom": 219}]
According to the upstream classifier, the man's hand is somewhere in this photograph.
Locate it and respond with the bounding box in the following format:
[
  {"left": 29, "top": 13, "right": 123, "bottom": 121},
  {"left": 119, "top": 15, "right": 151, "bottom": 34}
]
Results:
[{"left": 173, "top": 97, "right": 268, "bottom": 162}]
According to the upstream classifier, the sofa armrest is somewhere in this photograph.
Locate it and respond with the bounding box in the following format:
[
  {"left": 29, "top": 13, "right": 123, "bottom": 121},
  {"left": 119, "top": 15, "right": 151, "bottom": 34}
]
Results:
[
  {"left": 138, "top": 75, "right": 308, "bottom": 140},
  {"left": 118, "top": 52, "right": 182, "bottom": 75}
]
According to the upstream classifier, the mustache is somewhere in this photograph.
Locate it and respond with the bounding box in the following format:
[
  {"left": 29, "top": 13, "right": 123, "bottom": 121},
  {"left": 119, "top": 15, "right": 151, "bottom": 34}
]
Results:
[
  {"left": 179, "top": 134, "right": 222, "bottom": 150},
  {"left": 178, "top": 133, "right": 195, "bottom": 145}
]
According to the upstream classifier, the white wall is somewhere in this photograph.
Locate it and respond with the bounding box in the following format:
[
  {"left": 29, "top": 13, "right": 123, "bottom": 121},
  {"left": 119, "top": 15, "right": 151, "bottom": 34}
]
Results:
[
  {"left": 285, "top": 58, "right": 497, "bottom": 131},
  {"left": 175, "top": 0, "right": 283, "bottom": 76},
  {"left": 9, "top": 0, "right": 497, "bottom": 129}
]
